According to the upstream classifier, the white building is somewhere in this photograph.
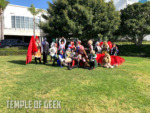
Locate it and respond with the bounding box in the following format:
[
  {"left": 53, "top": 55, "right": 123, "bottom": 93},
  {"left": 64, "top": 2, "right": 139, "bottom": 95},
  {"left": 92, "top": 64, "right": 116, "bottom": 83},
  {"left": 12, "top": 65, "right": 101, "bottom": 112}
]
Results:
[{"left": 2, "top": 4, "right": 46, "bottom": 42}]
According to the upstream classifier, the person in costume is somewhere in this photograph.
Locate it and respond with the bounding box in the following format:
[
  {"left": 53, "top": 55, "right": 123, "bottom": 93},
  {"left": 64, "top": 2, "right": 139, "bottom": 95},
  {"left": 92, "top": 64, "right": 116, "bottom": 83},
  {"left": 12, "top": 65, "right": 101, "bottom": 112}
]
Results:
[
  {"left": 76, "top": 41, "right": 88, "bottom": 67},
  {"left": 68, "top": 41, "right": 76, "bottom": 50},
  {"left": 88, "top": 40, "right": 93, "bottom": 53},
  {"left": 76, "top": 40, "right": 87, "bottom": 57},
  {"left": 50, "top": 38, "right": 56, "bottom": 62},
  {"left": 111, "top": 43, "right": 119, "bottom": 56},
  {"left": 65, "top": 48, "right": 72, "bottom": 66},
  {"left": 34, "top": 38, "right": 42, "bottom": 64},
  {"left": 59, "top": 37, "right": 66, "bottom": 53},
  {"left": 95, "top": 42, "right": 102, "bottom": 54},
  {"left": 65, "top": 48, "right": 71, "bottom": 58},
  {"left": 96, "top": 53, "right": 125, "bottom": 68},
  {"left": 101, "top": 41, "right": 110, "bottom": 54},
  {"left": 57, "top": 50, "right": 67, "bottom": 68},
  {"left": 89, "top": 50, "right": 97, "bottom": 69},
  {"left": 102, "top": 53, "right": 114, "bottom": 68},
  {"left": 42, "top": 38, "right": 49, "bottom": 64},
  {"left": 70, "top": 48, "right": 76, "bottom": 58},
  {"left": 49, "top": 43, "right": 58, "bottom": 66}
]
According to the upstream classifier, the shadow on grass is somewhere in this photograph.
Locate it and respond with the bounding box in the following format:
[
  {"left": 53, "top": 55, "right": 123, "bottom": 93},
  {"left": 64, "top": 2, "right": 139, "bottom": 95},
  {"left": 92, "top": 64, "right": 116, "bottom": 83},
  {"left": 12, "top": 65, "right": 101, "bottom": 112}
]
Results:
[
  {"left": 45, "top": 63, "right": 59, "bottom": 67},
  {"left": 8, "top": 60, "right": 35, "bottom": 65},
  {"left": 8, "top": 60, "right": 62, "bottom": 68}
]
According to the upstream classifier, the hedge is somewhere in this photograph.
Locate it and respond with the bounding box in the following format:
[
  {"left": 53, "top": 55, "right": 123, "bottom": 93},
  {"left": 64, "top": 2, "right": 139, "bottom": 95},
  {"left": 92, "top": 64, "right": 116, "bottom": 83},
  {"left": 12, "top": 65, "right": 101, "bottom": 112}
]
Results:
[
  {"left": 0, "top": 43, "right": 150, "bottom": 57},
  {"left": 118, "top": 44, "right": 150, "bottom": 57},
  {"left": 0, "top": 47, "right": 27, "bottom": 56},
  {"left": 0, "top": 50, "right": 27, "bottom": 56}
]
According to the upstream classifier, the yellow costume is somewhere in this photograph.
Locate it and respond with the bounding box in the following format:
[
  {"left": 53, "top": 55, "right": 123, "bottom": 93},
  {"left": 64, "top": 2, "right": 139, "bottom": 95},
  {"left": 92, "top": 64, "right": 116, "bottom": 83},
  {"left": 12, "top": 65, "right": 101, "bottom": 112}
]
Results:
[{"left": 35, "top": 42, "right": 41, "bottom": 58}]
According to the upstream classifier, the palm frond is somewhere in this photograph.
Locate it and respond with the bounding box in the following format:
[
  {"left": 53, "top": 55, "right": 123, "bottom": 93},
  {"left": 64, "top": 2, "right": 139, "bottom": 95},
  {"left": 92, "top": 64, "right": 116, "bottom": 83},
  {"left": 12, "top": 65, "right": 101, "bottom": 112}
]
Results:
[
  {"left": 28, "top": 4, "right": 43, "bottom": 16},
  {"left": 0, "top": 0, "right": 9, "bottom": 10}
]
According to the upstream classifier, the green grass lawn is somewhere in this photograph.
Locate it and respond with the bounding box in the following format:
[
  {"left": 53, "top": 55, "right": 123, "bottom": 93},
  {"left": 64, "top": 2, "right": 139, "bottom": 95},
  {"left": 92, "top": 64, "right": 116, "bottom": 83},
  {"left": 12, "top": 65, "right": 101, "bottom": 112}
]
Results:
[{"left": 0, "top": 55, "right": 150, "bottom": 113}]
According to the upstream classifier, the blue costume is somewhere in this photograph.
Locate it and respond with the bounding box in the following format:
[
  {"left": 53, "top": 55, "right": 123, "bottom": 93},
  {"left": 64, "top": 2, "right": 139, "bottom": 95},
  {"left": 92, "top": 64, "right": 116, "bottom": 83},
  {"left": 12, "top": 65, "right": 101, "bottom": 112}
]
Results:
[{"left": 57, "top": 54, "right": 64, "bottom": 67}]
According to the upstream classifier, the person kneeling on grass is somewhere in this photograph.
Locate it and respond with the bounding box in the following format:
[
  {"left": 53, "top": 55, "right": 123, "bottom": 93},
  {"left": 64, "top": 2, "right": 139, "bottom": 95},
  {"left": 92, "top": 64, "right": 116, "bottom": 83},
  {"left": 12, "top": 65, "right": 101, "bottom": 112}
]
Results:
[
  {"left": 57, "top": 50, "right": 67, "bottom": 68},
  {"left": 89, "top": 50, "right": 97, "bottom": 70},
  {"left": 65, "top": 48, "right": 72, "bottom": 66}
]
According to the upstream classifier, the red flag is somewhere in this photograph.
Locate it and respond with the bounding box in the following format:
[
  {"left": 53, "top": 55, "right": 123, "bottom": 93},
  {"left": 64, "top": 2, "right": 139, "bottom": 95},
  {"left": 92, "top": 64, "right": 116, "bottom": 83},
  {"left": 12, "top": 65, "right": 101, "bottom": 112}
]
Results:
[{"left": 26, "top": 36, "right": 38, "bottom": 64}]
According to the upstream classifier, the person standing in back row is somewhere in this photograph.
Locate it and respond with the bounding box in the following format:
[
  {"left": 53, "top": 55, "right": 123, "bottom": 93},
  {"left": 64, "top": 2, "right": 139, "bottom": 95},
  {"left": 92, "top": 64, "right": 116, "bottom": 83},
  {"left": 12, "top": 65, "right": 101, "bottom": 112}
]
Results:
[
  {"left": 59, "top": 37, "right": 66, "bottom": 53},
  {"left": 42, "top": 38, "right": 49, "bottom": 64}
]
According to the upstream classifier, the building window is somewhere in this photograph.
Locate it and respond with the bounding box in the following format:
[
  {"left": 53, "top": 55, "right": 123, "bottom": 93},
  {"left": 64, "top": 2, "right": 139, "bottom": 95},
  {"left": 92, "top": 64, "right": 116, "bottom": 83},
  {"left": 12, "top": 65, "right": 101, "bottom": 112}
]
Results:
[
  {"left": 29, "top": 17, "right": 33, "bottom": 29},
  {"left": 11, "top": 16, "right": 15, "bottom": 28},
  {"left": 35, "top": 19, "right": 40, "bottom": 29},
  {"left": 20, "top": 16, "right": 24, "bottom": 28},
  {"left": 11, "top": 16, "right": 41, "bottom": 29},
  {"left": 24, "top": 17, "right": 29, "bottom": 29},
  {"left": 16, "top": 16, "right": 20, "bottom": 28}
]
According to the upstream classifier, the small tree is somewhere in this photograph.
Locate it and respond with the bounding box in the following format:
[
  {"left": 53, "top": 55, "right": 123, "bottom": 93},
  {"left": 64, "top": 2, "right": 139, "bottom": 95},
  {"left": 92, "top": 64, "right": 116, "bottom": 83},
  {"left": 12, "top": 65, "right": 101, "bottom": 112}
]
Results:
[
  {"left": 28, "top": 4, "right": 43, "bottom": 38},
  {"left": 0, "top": 0, "right": 9, "bottom": 40},
  {"left": 120, "top": 2, "right": 150, "bottom": 46}
]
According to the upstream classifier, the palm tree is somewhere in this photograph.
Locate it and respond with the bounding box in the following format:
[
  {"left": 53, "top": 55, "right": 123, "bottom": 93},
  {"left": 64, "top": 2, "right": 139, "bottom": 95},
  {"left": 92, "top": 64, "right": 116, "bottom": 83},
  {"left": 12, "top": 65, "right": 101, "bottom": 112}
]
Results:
[
  {"left": 0, "top": 0, "right": 9, "bottom": 41},
  {"left": 28, "top": 4, "right": 43, "bottom": 38}
]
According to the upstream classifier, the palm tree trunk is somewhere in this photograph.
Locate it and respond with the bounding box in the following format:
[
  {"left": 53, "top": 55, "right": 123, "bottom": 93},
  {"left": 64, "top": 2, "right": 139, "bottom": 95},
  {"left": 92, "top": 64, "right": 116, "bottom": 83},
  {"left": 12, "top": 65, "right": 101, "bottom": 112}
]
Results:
[
  {"left": 33, "top": 16, "right": 35, "bottom": 38},
  {"left": 1, "top": 12, "right": 4, "bottom": 40},
  {"left": 0, "top": 14, "right": 1, "bottom": 41},
  {"left": 0, "top": 8, "right": 2, "bottom": 41}
]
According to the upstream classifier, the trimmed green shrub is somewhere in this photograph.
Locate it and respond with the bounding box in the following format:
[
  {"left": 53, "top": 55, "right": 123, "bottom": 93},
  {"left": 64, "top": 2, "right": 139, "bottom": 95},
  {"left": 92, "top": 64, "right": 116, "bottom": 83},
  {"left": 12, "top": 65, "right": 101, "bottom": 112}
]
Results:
[
  {"left": 0, "top": 47, "right": 27, "bottom": 56},
  {"left": 118, "top": 45, "right": 150, "bottom": 57}
]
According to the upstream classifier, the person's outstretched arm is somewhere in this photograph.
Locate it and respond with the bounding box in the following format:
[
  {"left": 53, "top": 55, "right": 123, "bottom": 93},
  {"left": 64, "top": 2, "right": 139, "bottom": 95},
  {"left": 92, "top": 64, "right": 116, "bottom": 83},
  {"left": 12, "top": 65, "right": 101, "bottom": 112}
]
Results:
[
  {"left": 64, "top": 38, "right": 66, "bottom": 45},
  {"left": 59, "top": 38, "right": 62, "bottom": 45}
]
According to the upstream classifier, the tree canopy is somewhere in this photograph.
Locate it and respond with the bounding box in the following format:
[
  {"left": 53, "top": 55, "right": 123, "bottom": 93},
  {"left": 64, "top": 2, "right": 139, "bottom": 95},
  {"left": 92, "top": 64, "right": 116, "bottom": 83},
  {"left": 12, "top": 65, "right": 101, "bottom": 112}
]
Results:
[
  {"left": 40, "top": 0, "right": 120, "bottom": 41},
  {"left": 120, "top": 2, "right": 150, "bottom": 46}
]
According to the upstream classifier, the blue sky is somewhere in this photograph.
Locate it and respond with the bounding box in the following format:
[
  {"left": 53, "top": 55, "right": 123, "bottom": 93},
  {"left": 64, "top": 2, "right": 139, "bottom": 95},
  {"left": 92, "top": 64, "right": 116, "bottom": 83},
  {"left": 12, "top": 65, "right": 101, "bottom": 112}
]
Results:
[
  {"left": 139, "top": 0, "right": 149, "bottom": 3},
  {"left": 8, "top": 0, "right": 53, "bottom": 9}
]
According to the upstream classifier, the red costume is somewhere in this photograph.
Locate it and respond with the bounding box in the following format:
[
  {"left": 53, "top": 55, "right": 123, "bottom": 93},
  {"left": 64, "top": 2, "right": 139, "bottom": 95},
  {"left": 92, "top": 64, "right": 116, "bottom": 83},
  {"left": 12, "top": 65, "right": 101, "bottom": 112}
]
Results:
[
  {"left": 96, "top": 53, "right": 125, "bottom": 66},
  {"left": 26, "top": 36, "right": 38, "bottom": 64}
]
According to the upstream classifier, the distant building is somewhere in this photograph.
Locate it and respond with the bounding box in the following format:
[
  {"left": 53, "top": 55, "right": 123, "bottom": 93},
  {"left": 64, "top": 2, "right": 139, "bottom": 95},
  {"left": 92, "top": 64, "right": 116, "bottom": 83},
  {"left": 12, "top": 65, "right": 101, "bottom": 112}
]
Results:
[{"left": 2, "top": 4, "right": 46, "bottom": 42}]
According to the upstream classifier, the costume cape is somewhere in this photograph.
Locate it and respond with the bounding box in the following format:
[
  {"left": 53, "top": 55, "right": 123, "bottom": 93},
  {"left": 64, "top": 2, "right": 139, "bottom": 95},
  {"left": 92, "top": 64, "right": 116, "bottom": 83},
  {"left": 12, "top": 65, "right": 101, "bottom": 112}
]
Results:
[{"left": 26, "top": 36, "right": 39, "bottom": 64}]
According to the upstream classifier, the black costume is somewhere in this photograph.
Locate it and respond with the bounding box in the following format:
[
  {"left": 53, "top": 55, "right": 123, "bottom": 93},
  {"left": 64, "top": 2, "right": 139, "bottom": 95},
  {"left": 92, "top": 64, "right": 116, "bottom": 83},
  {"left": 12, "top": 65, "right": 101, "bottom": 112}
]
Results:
[{"left": 42, "top": 39, "right": 49, "bottom": 64}]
